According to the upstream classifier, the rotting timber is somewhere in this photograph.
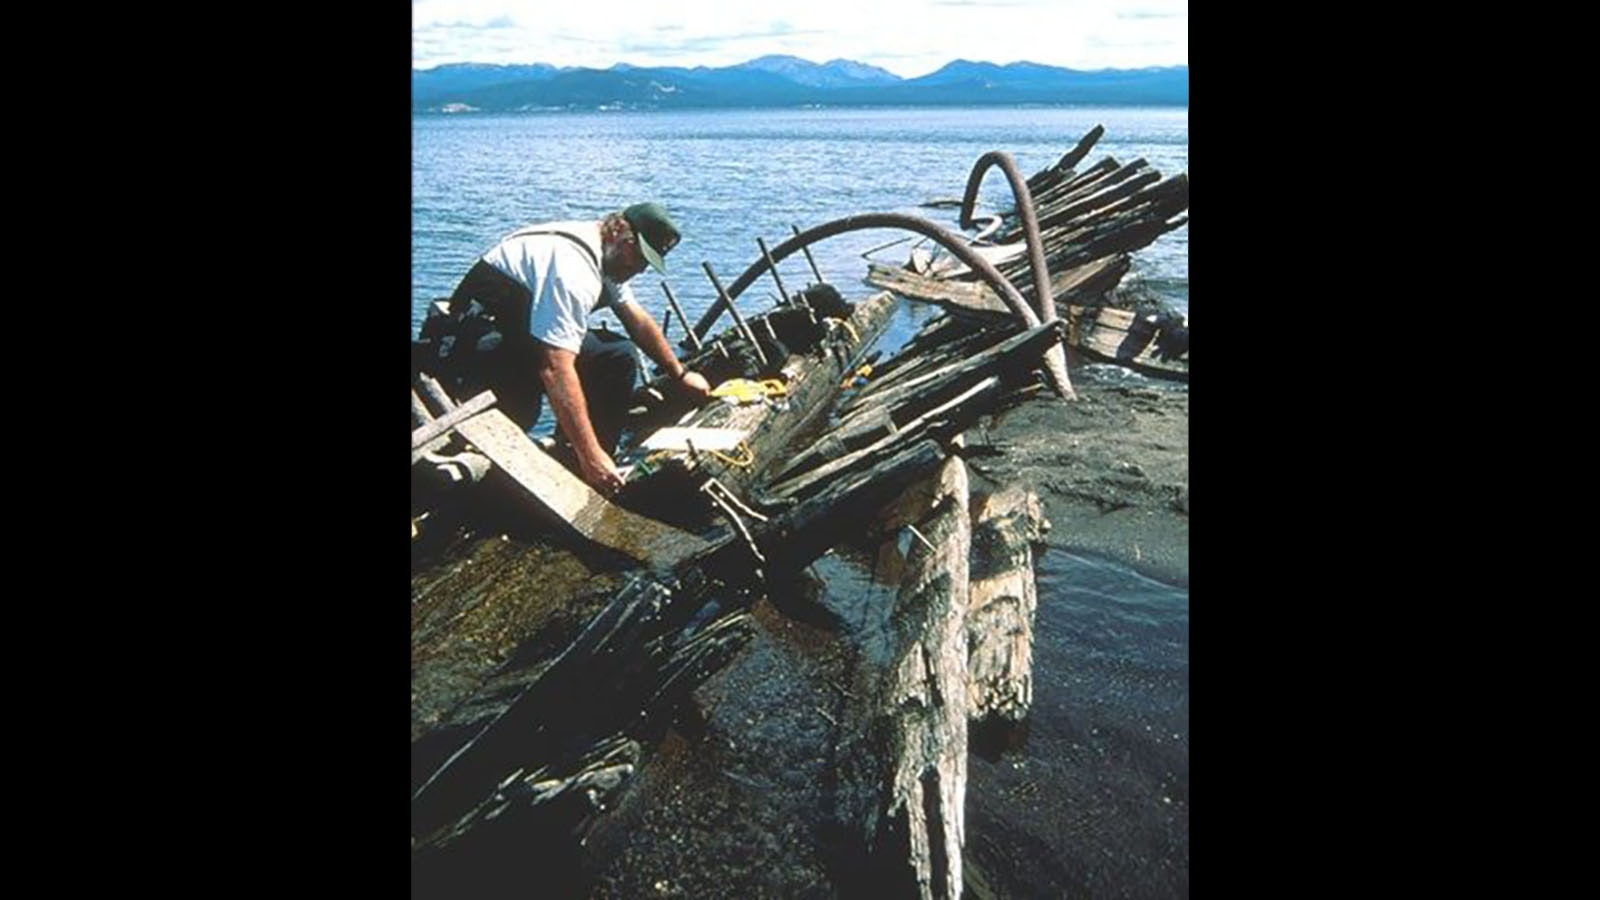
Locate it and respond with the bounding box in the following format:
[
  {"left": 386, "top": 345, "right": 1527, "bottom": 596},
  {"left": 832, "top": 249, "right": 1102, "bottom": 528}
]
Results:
[
  {"left": 411, "top": 124, "right": 1181, "bottom": 898},
  {"left": 872, "top": 123, "right": 1190, "bottom": 382}
]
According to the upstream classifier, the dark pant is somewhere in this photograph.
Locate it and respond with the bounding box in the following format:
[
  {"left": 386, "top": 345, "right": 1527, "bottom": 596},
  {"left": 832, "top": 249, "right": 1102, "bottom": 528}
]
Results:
[
  {"left": 569, "top": 328, "right": 640, "bottom": 454},
  {"left": 446, "top": 260, "right": 639, "bottom": 452},
  {"left": 454, "top": 329, "right": 638, "bottom": 452},
  {"left": 445, "top": 324, "right": 638, "bottom": 455}
]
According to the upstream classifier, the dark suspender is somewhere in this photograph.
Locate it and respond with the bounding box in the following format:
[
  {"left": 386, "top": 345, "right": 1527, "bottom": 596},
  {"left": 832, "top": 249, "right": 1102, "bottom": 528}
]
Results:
[
  {"left": 511, "top": 229, "right": 622, "bottom": 312},
  {"left": 447, "top": 228, "right": 613, "bottom": 334},
  {"left": 505, "top": 228, "right": 601, "bottom": 271}
]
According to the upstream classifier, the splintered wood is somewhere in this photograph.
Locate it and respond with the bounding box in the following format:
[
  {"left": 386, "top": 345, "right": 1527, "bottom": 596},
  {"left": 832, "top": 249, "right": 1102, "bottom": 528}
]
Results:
[
  {"left": 869, "top": 454, "right": 972, "bottom": 900},
  {"left": 966, "top": 487, "right": 1047, "bottom": 727},
  {"left": 866, "top": 124, "right": 1189, "bottom": 381}
]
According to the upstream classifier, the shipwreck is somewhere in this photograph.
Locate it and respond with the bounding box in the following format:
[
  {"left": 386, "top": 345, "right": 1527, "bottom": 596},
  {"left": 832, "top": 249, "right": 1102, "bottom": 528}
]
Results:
[{"left": 410, "top": 123, "right": 1188, "bottom": 898}]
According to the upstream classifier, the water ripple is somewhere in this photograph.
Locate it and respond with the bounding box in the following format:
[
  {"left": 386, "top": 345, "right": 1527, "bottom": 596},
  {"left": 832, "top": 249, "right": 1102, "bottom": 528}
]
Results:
[{"left": 413, "top": 107, "right": 1188, "bottom": 339}]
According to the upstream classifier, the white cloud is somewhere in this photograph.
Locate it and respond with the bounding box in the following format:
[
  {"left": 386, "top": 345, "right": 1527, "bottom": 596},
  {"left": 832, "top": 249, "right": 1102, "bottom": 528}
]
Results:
[{"left": 412, "top": 0, "right": 1187, "bottom": 76}]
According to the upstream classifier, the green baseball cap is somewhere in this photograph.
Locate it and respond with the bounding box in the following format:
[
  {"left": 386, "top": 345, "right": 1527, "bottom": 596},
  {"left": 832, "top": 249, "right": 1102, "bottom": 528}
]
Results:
[{"left": 623, "top": 202, "right": 681, "bottom": 275}]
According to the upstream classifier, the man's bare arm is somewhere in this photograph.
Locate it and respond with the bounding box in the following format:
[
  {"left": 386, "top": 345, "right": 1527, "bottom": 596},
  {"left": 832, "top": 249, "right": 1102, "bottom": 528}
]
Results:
[
  {"left": 614, "top": 300, "right": 712, "bottom": 400},
  {"left": 535, "top": 342, "right": 625, "bottom": 495}
]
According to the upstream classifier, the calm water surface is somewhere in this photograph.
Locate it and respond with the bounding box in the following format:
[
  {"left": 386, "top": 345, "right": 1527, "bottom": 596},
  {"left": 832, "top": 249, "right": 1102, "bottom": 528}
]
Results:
[{"left": 413, "top": 106, "right": 1187, "bottom": 337}]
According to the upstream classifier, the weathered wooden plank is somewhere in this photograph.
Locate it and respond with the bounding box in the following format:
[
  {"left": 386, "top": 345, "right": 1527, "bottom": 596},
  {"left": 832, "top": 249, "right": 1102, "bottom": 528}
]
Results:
[
  {"left": 1020, "top": 172, "right": 1189, "bottom": 254},
  {"left": 864, "top": 453, "right": 971, "bottom": 900},
  {"left": 1019, "top": 156, "right": 1125, "bottom": 214},
  {"left": 841, "top": 329, "right": 1006, "bottom": 407},
  {"left": 411, "top": 386, "right": 460, "bottom": 461},
  {"left": 1034, "top": 172, "right": 1187, "bottom": 244},
  {"left": 412, "top": 389, "right": 433, "bottom": 427},
  {"left": 412, "top": 570, "right": 756, "bottom": 852},
  {"left": 1008, "top": 159, "right": 1152, "bottom": 234},
  {"left": 454, "top": 408, "right": 712, "bottom": 567},
  {"left": 1023, "top": 154, "right": 1117, "bottom": 204},
  {"left": 866, "top": 262, "right": 1183, "bottom": 379},
  {"left": 836, "top": 319, "right": 1062, "bottom": 423},
  {"left": 966, "top": 488, "right": 1047, "bottom": 729},
  {"left": 1011, "top": 254, "right": 1130, "bottom": 309},
  {"left": 920, "top": 242, "right": 1028, "bottom": 279},
  {"left": 416, "top": 372, "right": 458, "bottom": 417},
  {"left": 745, "top": 439, "right": 948, "bottom": 577},
  {"left": 867, "top": 265, "right": 997, "bottom": 308},
  {"left": 766, "top": 404, "right": 897, "bottom": 484},
  {"left": 410, "top": 390, "right": 499, "bottom": 459},
  {"left": 1056, "top": 126, "right": 1106, "bottom": 166},
  {"left": 1067, "top": 305, "right": 1189, "bottom": 380},
  {"left": 1035, "top": 123, "right": 1104, "bottom": 187},
  {"left": 840, "top": 317, "right": 1004, "bottom": 416},
  {"left": 1011, "top": 168, "right": 1163, "bottom": 240},
  {"left": 631, "top": 290, "right": 901, "bottom": 499},
  {"left": 1029, "top": 214, "right": 1188, "bottom": 282},
  {"left": 990, "top": 174, "right": 1188, "bottom": 283},
  {"left": 994, "top": 203, "right": 1184, "bottom": 288},
  {"left": 1003, "top": 209, "right": 1148, "bottom": 271},
  {"left": 870, "top": 255, "right": 1127, "bottom": 316},
  {"left": 771, "top": 377, "right": 1001, "bottom": 501}
]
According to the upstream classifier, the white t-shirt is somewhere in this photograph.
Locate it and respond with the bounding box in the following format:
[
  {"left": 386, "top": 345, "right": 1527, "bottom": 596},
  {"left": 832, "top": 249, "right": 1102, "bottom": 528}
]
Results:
[{"left": 479, "top": 220, "right": 638, "bottom": 354}]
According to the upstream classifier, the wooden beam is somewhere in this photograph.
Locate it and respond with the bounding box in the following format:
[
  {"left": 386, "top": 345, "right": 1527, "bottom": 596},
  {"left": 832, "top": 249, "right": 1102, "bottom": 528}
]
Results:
[
  {"left": 416, "top": 372, "right": 458, "bottom": 417},
  {"left": 628, "top": 290, "right": 901, "bottom": 501},
  {"left": 770, "top": 377, "right": 1001, "bottom": 501},
  {"left": 1009, "top": 168, "right": 1162, "bottom": 241},
  {"left": 966, "top": 487, "right": 1047, "bottom": 731},
  {"left": 412, "top": 389, "right": 433, "bottom": 427},
  {"left": 844, "top": 322, "right": 992, "bottom": 399},
  {"left": 869, "top": 255, "right": 1127, "bottom": 318},
  {"left": 1021, "top": 156, "right": 1121, "bottom": 211},
  {"left": 660, "top": 282, "right": 703, "bottom": 352},
  {"left": 453, "top": 408, "right": 712, "bottom": 567},
  {"left": 835, "top": 319, "right": 1064, "bottom": 423},
  {"left": 412, "top": 571, "right": 755, "bottom": 851},
  {"left": 410, "top": 390, "right": 499, "bottom": 455},
  {"left": 862, "top": 454, "right": 972, "bottom": 899},
  {"left": 1052, "top": 123, "right": 1105, "bottom": 176},
  {"left": 1066, "top": 305, "right": 1188, "bottom": 381}
]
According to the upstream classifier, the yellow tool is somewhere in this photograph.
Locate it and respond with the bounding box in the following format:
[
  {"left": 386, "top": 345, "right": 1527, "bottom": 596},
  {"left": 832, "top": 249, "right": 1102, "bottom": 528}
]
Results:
[{"left": 711, "top": 378, "right": 789, "bottom": 405}]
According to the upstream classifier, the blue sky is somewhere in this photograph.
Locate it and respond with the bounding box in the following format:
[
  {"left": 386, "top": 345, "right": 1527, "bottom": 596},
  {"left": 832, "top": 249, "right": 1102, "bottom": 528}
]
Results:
[{"left": 412, "top": 1, "right": 1187, "bottom": 78}]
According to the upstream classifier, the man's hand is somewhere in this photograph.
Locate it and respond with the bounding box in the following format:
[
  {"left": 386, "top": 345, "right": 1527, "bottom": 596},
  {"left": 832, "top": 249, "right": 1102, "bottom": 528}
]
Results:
[
  {"left": 535, "top": 342, "right": 626, "bottom": 498},
  {"left": 577, "top": 447, "right": 625, "bottom": 496},
  {"left": 613, "top": 301, "right": 713, "bottom": 407},
  {"left": 677, "top": 370, "right": 712, "bottom": 404}
]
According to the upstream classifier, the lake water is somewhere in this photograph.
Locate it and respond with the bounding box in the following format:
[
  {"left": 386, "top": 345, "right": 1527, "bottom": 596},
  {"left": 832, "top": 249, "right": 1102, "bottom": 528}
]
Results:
[
  {"left": 412, "top": 106, "right": 1188, "bottom": 337},
  {"left": 412, "top": 105, "right": 1188, "bottom": 895}
]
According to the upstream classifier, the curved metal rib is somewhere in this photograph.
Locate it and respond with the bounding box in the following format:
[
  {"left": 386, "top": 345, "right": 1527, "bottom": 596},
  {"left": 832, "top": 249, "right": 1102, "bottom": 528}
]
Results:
[
  {"left": 957, "top": 150, "right": 1072, "bottom": 398},
  {"left": 688, "top": 212, "right": 1073, "bottom": 399},
  {"left": 957, "top": 149, "right": 1057, "bottom": 327}
]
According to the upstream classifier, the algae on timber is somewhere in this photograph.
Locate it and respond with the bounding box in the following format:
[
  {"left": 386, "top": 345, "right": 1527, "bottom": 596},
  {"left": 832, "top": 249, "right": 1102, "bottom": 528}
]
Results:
[{"left": 411, "top": 527, "right": 630, "bottom": 749}]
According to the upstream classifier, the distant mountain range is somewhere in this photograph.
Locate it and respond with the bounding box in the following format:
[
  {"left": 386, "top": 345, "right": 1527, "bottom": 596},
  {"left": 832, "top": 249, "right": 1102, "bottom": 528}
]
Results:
[{"left": 412, "top": 56, "right": 1187, "bottom": 112}]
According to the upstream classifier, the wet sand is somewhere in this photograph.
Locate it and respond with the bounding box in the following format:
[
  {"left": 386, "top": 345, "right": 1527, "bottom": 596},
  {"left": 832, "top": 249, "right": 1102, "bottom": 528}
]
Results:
[{"left": 971, "top": 368, "right": 1189, "bottom": 588}]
